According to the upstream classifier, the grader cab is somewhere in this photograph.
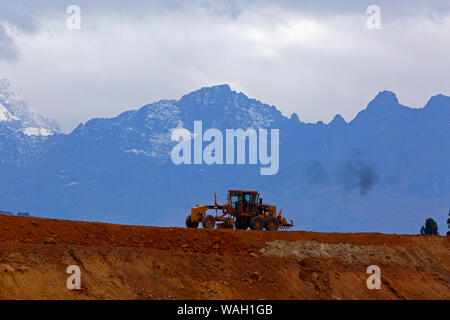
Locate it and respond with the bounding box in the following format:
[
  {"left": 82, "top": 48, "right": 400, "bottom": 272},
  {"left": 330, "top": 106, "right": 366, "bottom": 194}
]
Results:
[{"left": 185, "top": 190, "right": 293, "bottom": 231}]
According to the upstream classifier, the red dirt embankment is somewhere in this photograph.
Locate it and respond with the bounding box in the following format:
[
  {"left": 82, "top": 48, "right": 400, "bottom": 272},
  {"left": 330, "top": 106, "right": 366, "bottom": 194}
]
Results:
[{"left": 0, "top": 215, "right": 448, "bottom": 299}]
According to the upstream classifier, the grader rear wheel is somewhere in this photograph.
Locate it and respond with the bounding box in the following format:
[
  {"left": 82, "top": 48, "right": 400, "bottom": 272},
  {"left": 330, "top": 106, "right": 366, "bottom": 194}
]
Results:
[
  {"left": 250, "top": 216, "right": 264, "bottom": 230},
  {"left": 264, "top": 217, "right": 278, "bottom": 231},
  {"left": 202, "top": 215, "right": 216, "bottom": 229}
]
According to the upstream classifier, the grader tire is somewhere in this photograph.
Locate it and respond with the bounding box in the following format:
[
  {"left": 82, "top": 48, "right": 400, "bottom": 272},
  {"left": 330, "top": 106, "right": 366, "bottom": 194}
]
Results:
[
  {"left": 250, "top": 216, "right": 264, "bottom": 230},
  {"left": 185, "top": 215, "right": 198, "bottom": 228},
  {"left": 202, "top": 215, "right": 216, "bottom": 229},
  {"left": 264, "top": 217, "right": 278, "bottom": 231}
]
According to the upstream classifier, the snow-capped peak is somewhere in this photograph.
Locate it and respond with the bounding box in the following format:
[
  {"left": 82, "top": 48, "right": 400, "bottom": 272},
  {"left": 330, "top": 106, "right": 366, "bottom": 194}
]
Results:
[
  {"left": 0, "top": 78, "right": 60, "bottom": 135},
  {"left": 21, "top": 127, "right": 54, "bottom": 137},
  {"left": 0, "top": 102, "right": 19, "bottom": 122}
]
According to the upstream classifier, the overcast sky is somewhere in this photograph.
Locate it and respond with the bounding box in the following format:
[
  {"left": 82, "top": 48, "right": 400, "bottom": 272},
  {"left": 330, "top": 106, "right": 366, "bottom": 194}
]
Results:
[{"left": 1, "top": 0, "right": 449, "bottom": 132}]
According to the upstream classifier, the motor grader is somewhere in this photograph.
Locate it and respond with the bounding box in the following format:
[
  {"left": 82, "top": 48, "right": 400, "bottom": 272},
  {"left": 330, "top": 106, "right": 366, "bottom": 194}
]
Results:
[{"left": 185, "top": 190, "right": 293, "bottom": 231}]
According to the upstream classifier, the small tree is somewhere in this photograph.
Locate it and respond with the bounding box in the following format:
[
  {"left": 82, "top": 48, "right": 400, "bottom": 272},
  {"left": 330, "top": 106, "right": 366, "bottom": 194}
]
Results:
[
  {"left": 447, "top": 210, "right": 449, "bottom": 236},
  {"left": 420, "top": 218, "right": 439, "bottom": 235}
]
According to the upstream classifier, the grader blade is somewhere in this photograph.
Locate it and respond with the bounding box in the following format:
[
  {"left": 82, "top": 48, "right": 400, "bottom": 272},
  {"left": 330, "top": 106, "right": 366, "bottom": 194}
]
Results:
[
  {"left": 278, "top": 218, "right": 294, "bottom": 230},
  {"left": 279, "top": 221, "right": 294, "bottom": 229}
]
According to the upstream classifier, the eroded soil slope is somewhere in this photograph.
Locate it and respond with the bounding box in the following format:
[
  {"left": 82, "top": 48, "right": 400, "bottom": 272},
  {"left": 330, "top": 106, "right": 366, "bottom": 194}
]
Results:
[{"left": 0, "top": 215, "right": 448, "bottom": 299}]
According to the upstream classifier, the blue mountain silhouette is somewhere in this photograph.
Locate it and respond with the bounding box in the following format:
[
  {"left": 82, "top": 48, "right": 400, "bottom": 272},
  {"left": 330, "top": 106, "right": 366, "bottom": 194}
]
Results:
[{"left": 0, "top": 84, "right": 448, "bottom": 233}]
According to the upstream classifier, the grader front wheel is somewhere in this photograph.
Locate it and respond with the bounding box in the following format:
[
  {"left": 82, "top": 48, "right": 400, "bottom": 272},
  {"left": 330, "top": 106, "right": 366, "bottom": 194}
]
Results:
[
  {"left": 185, "top": 215, "right": 199, "bottom": 228},
  {"left": 202, "top": 215, "right": 216, "bottom": 229}
]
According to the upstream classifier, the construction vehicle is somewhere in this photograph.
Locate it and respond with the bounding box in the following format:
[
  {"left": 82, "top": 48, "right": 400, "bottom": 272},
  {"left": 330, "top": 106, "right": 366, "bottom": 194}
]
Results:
[{"left": 185, "top": 190, "right": 293, "bottom": 231}]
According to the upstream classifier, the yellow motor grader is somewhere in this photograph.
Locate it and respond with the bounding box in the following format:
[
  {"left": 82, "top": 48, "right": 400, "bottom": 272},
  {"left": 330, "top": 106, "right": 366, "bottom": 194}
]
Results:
[{"left": 185, "top": 190, "right": 293, "bottom": 231}]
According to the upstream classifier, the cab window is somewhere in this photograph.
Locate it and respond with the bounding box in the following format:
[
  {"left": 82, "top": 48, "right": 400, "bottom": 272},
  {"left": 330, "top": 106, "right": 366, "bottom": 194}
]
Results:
[
  {"left": 243, "top": 193, "right": 256, "bottom": 212},
  {"left": 230, "top": 192, "right": 242, "bottom": 211}
]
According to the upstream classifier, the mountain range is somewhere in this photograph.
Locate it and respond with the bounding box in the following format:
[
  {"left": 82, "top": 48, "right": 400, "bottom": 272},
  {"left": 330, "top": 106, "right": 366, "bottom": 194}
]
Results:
[{"left": 0, "top": 79, "right": 448, "bottom": 234}]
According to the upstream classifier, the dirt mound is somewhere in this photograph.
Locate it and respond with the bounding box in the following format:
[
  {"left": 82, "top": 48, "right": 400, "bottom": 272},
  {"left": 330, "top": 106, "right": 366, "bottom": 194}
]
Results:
[
  {"left": 260, "top": 240, "right": 443, "bottom": 267},
  {"left": 0, "top": 215, "right": 448, "bottom": 299}
]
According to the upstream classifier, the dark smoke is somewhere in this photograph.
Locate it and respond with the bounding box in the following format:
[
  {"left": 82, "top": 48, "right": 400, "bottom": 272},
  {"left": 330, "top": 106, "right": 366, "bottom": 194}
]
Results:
[
  {"left": 342, "top": 151, "right": 378, "bottom": 195},
  {"left": 305, "top": 161, "right": 327, "bottom": 185}
]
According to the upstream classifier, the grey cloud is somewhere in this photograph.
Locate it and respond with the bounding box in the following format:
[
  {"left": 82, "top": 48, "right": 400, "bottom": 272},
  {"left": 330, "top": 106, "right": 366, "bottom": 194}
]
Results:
[
  {"left": 0, "top": 0, "right": 41, "bottom": 62},
  {"left": 2, "top": 0, "right": 449, "bottom": 21},
  {"left": 0, "top": 0, "right": 449, "bottom": 132},
  {"left": 0, "top": 26, "right": 19, "bottom": 62}
]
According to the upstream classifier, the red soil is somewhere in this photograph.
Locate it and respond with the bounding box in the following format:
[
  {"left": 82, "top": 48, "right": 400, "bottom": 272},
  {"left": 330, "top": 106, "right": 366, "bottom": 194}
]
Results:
[{"left": 0, "top": 215, "right": 448, "bottom": 299}]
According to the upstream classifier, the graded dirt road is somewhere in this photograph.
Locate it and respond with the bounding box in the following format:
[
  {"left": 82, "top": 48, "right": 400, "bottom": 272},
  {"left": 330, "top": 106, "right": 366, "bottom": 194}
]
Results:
[{"left": 0, "top": 215, "right": 448, "bottom": 299}]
